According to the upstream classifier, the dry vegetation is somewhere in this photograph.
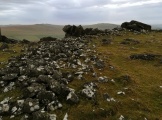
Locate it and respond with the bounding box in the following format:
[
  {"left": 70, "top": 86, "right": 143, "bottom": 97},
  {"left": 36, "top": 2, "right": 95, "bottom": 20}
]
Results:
[{"left": 0, "top": 31, "right": 162, "bottom": 120}]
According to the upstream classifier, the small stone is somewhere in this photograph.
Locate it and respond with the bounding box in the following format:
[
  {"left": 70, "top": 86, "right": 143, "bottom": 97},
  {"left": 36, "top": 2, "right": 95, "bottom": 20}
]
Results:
[
  {"left": 30, "top": 107, "right": 34, "bottom": 112},
  {"left": 10, "top": 115, "right": 15, "bottom": 119},
  {"left": 17, "top": 100, "right": 24, "bottom": 107},
  {"left": 29, "top": 102, "right": 33, "bottom": 106},
  {"left": 98, "top": 76, "right": 108, "bottom": 83},
  {"left": 49, "top": 114, "right": 57, "bottom": 120},
  {"left": 2, "top": 104, "right": 10, "bottom": 112},
  {"left": 11, "top": 106, "right": 17, "bottom": 113},
  {"left": 34, "top": 105, "right": 40, "bottom": 110},
  {"left": 119, "top": 115, "right": 124, "bottom": 120},
  {"left": 63, "top": 113, "right": 68, "bottom": 120},
  {"left": 117, "top": 91, "right": 125, "bottom": 95}
]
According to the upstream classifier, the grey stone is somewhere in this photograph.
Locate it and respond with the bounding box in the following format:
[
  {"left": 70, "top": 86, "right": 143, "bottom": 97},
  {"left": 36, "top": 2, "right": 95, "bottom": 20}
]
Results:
[{"left": 2, "top": 74, "right": 17, "bottom": 81}]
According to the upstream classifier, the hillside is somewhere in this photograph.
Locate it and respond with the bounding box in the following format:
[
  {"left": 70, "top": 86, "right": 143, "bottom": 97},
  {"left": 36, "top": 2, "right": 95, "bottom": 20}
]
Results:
[
  {"left": 0, "top": 29, "right": 162, "bottom": 120},
  {"left": 0, "top": 23, "right": 119, "bottom": 41}
]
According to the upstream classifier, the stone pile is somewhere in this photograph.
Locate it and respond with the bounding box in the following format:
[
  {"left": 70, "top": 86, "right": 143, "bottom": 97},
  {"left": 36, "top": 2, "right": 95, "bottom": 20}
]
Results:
[
  {"left": 63, "top": 25, "right": 117, "bottom": 37},
  {"left": 0, "top": 37, "right": 105, "bottom": 119}
]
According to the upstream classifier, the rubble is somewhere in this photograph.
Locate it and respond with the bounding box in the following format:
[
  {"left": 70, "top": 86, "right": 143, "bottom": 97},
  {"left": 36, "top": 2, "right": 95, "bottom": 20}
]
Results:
[{"left": 0, "top": 36, "right": 105, "bottom": 119}]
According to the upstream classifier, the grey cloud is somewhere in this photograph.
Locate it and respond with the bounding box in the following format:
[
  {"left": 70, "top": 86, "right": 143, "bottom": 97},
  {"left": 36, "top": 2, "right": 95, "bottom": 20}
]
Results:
[{"left": 0, "top": 0, "right": 161, "bottom": 25}]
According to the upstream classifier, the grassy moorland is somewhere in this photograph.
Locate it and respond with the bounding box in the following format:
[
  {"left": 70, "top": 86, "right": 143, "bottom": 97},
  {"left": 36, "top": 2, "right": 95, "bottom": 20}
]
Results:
[
  {"left": 56, "top": 31, "right": 162, "bottom": 120},
  {"left": 0, "top": 30, "right": 162, "bottom": 120}
]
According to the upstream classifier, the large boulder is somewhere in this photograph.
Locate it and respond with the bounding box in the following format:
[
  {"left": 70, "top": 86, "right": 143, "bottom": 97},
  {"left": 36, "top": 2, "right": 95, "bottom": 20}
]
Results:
[
  {"left": 121, "top": 20, "right": 151, "bottom": 31},
  {"left": 63, "top": 25, "right": 84, "bottom": 37}
]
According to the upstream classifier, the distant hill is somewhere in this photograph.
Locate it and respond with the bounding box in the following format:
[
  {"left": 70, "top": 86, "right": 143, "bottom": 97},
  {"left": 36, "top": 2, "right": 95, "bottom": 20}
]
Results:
[
  {"left": 83, "top": 23, "right": 120, "bottom": 30},
  {"left": 151, "top": 24, "right": 162, "bottom": 30},
  {"left": 0, "top": 23, "right": 119, "bottom": 41},
  {"left": 0, "top": 24, "right": 64, "bottom": 42}
]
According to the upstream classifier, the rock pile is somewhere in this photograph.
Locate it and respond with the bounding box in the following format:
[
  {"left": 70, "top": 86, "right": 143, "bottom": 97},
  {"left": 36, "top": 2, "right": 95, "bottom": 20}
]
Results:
[
  {"left": 121, "top": 20, "right": 151, "bottom": 32},
  {"left": 0, "top": 37, "right": 105, "bottom": 119},
  {"left": 63, "top": 25, "right": 110, "bottom": 37}
]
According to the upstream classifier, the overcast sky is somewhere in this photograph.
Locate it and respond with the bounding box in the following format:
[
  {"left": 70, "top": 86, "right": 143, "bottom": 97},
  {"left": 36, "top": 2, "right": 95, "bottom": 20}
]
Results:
[{"left": 0, "top": 0, "right": 162, "bottom": 25}]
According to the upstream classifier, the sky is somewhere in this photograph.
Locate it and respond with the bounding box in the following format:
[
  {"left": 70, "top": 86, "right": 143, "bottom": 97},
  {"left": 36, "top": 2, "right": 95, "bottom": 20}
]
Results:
[{"left": 0, "top": 0, "right": 162, "bottom": 25}]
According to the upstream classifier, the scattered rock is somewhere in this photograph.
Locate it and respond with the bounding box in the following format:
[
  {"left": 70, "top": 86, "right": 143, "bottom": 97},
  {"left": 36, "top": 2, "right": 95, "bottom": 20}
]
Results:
[{"left": 103, "top": 93, "right": 115, "bottom": 102}]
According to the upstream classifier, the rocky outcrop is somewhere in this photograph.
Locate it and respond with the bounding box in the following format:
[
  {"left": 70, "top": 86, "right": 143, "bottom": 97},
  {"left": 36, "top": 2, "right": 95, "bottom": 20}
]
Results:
[
  {"left": 63, "top": 25, "right": 107, "bottom": 37},
  {"left": 121, "top": 20, "right": 151, "bottom": 31},
  {"left": 63, "top": 25, "right": 84, "bottom": 37}
]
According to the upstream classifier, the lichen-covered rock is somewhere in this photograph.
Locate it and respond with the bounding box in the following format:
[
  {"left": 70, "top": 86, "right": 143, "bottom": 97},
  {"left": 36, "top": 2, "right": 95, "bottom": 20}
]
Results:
[{"left": 81, "top": 82, "right": 97, "bottom": 99}]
